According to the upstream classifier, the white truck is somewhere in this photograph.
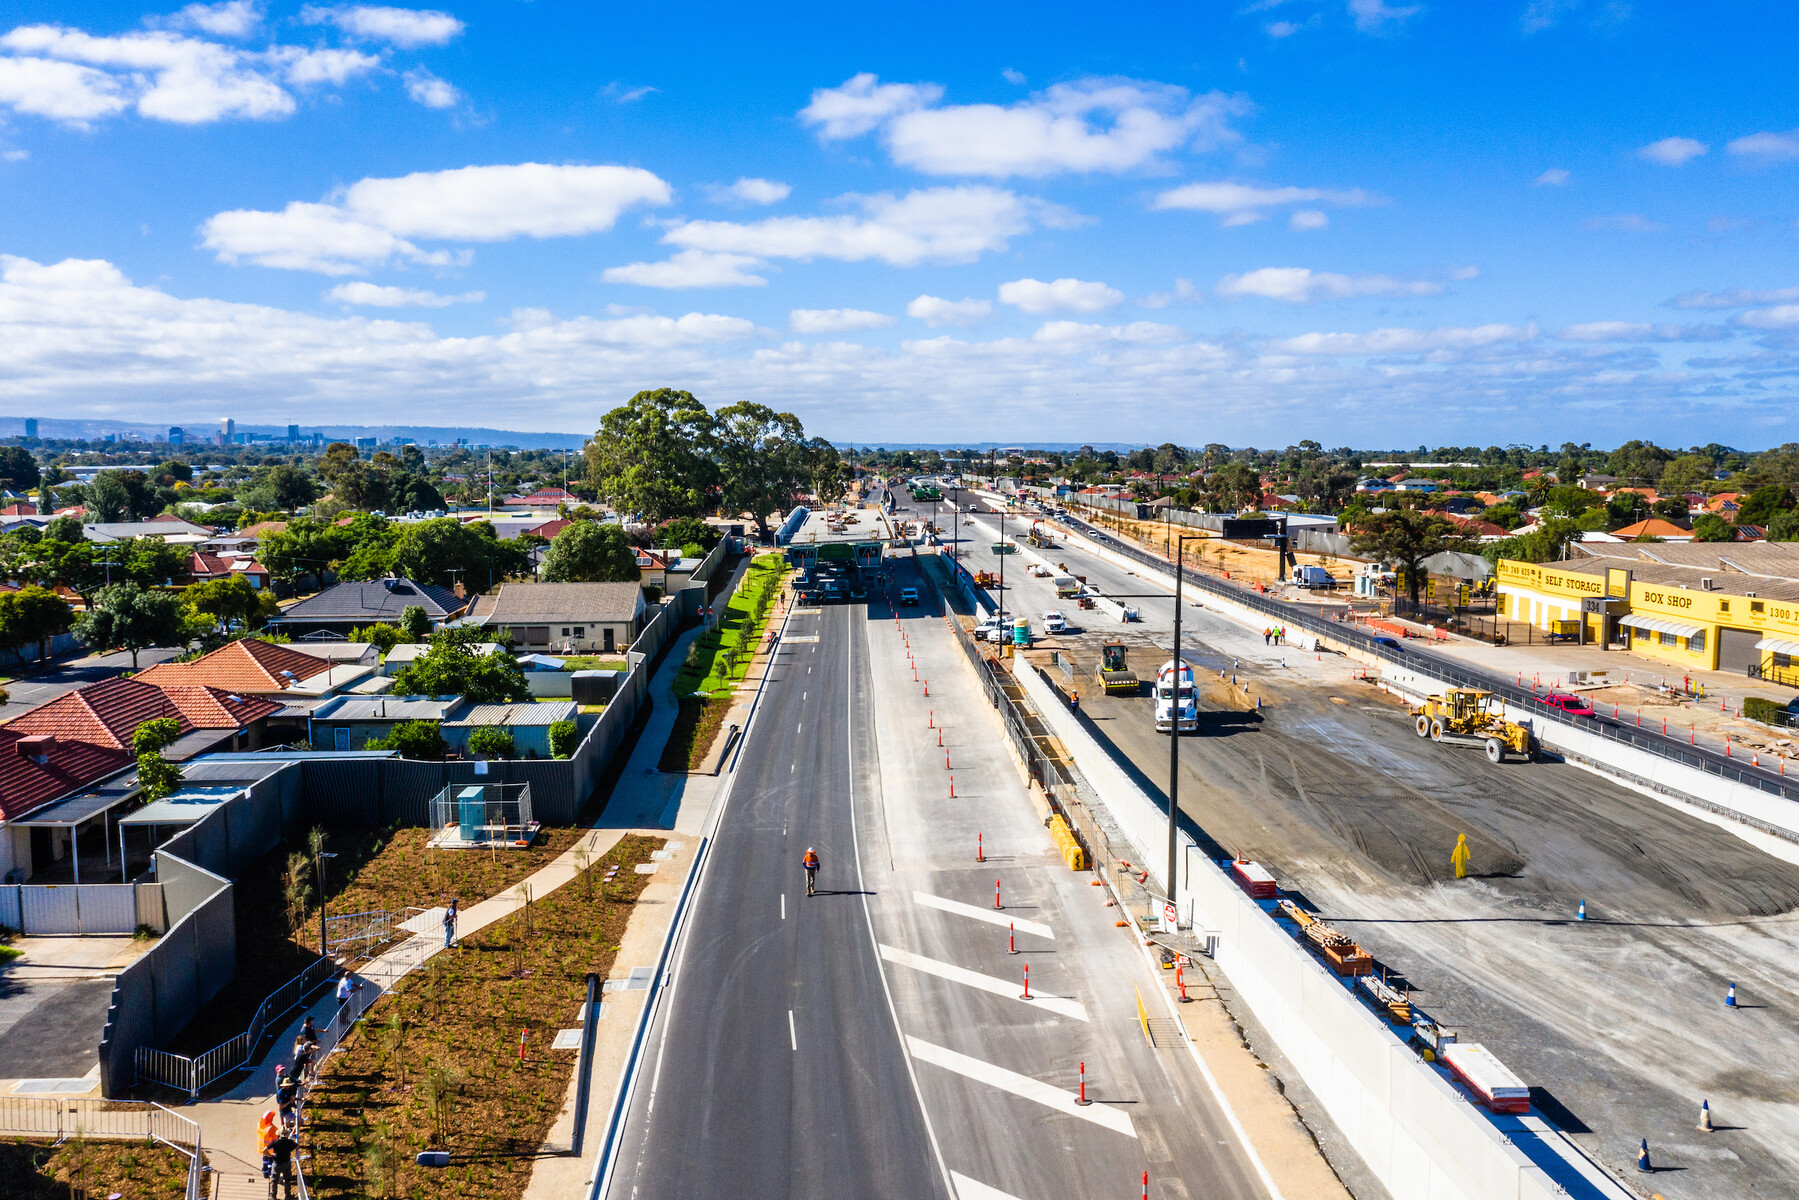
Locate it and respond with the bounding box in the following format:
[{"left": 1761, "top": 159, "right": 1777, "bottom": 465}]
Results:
[
  {"left": 1154, "top": 659, "right": 1199, "bottom": 733},
  {"left": 1293, "top": 564, "right": 1335, "bottom": 589}
]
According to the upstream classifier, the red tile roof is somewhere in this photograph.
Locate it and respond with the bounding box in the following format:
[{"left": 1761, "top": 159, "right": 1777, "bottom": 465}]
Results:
[
  {"left": 0, "top": 503, "right": 36, "bottom": 517},
  {"left": 236, "top": 521, "right": 288, "bottom": 540},
  {"left": 6, "top": 677, "right": 194, "bottom": 750},
  {"left": 525, "top": 518, "right": 571, "bottom": 539},
  {"left": 1610, "top": 518, "right": 1693, "bottom": 540},
  {"left": 135, "top": 638, "right": 334, "bottom": 693},
  {"left": 0, "top": 728, "right": 130, "bottom": 820},
  {"left": 157, "top": 684, "right": 281, "bottom": 729},
  {"left": 190, "top": 551, "right": 234, "bottom": 580}
]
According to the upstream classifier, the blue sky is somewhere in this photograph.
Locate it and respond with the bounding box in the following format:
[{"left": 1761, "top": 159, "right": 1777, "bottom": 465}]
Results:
[{"left": 3, "top": 0, "right": 1798, "bottom": 447}]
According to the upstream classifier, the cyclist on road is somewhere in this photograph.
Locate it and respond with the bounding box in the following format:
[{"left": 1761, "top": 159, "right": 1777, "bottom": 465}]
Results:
[{"left": 802, "top": 847, "right": 820, "bottom": 896}]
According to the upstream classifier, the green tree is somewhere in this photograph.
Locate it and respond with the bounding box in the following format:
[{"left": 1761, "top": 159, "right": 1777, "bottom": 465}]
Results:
[
  {"left": 1207, "top": 462, "right": 1263, "bottom": 512},
  {"left": 1606, "top": 440, "right": 1672, "bottom": 486},
  {"left": 465, "top": 725, "right": 516, "bottom": 759},
  {"left": 260, "top": 517, "right": 354, "bottom": 587},
  {"left": 85, "top": 472, "right": 131, "bottom": 522},
  {"left": 42, "top": 515, "right": 82, "bottom": 543},
  {"left": 713, "top": 402, "right": 828, "bottom": 538},
  {"left": 73, "top": 582, "right": 190, "bottom": 668},
  {"left": 548, "top": 719, "right": 578, "bottom": 759},
  {"left": 186, "top": 575, "right": 268, "bottom": 634},
  {"left": 0, "top": 585, "right": 74, "bottom": 663},
  {"left": 239, "top": 464, "right": 319, "bottom": 513},
  {"left": 1658, "top": 454, "right": 1714, "bottom": 496},
  {"left": 1767, "top": 510, "right": 1799, "bottom": 542},
  {"left": 1691, "top": 513, "right": 1734, "bottom": 542},
  {"left": 1347, "top": 509, "right": 1479, "bottom": 610},
  {"left": 1541, "top": 485, "right": 1600, "bottom": 519},
  {"left": 1481, "top": 518, "right": 1583, "bottom": 566},
  {"left": 541, "top": 521, "right": 641, "bottom": 583},
  {"left": 349, "top": 622, "right": 408, "bottom": 653},
  {"left": 400, "top": 604, "right": 432, "bottom": 641},
  {"left": 0, "top": 446, "right": 41, "bottom": 493},
  {"left": 369, "top": 517, "right": 531, "bottom": 592},
  {"left": 363, "top": 719, "right": 448, "bottom": 760},
  {"left": 1733, "top": 483, "right": 1795, "bottom": 527},
  {"left": 586, "top": 388, "right": 717, "bottom": 522},
  {"left": 658, "top": 516, "right": 722, "bottom": 553},
  {"left": 391, "top": 632, "right": 529, "bottom": 703},
  {"left": 133, "top": 717, "right": 184, "bottom": 803}
]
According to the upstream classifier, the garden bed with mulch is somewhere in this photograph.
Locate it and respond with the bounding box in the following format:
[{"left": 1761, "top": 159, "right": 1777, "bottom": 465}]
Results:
[
  {"left": 161, "top": 826, "right": 589, "bottom": 1061},
  {"left": 657, "top": 695, "right": 732, "bottom": 772},
  {"left": 300, "top": 833, "right": 663, "bottom": 1200},
  {"left": 0, "top": 1137, "right": 194, "bottom": 1200}
]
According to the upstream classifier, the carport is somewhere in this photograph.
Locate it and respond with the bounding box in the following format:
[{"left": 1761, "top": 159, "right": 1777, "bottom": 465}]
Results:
[
  {"left": 117, "top": 786, "right": 242, "bottom": 879},
  {"left": 10, "top": 776, "right": 140, "bottom": 885}
]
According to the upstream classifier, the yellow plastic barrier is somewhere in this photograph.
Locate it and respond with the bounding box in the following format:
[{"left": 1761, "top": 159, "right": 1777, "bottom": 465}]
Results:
[{"left": 1047, "top": 816, "right": 1085, "bottom": 870}]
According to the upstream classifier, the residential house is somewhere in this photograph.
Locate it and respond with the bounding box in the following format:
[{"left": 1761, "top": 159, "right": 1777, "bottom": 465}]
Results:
[
  {"left": 380, "top": 642, "right": 506, "bottom": 677},
  {"left": 83, "top": 517, "right": 215, "bottom": 544},
  {"left": 4, "top": 676, "right": 278, "bottom": 760},
  {"left": 265, "top": 577, "right": 467, "bottom": 639},
  {"left": 306, "top": 695, "right": 468, "bottom": 751},
  {"left": 0, "top": 729, "right": 132, "bottom": 880},
  {"left": 444, "top": 701, "right": 579, "bottom": 758},
  {"left": 133, "top": 638, "right": 368, "bottom": 730},
  {"left": 290, "top": 641, "right": 381, "bottom": 668},
  {"left": 188, "top": 550, "right": 272, "bottom": 589},
  {"left": 1577, "top": 473, "right": 1620, "bottom": 491},
  {"left": 477, "top": 581, "right": 648, "bottom": 654},
  {"left": 1606, "top": 518, "right": 1695, "bottom": 543}
]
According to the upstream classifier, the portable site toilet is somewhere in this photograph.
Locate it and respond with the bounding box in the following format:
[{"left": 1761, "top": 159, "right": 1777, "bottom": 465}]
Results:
[
  {"left": 457, "top": 785, "right": 486, "bottom": 842},
  {"left": 1013, "top": 617, "right": 1030, "bottom": 646}
]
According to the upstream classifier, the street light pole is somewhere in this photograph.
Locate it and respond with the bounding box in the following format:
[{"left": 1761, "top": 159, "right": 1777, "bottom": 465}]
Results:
[{"left": 1168, "top": 533, "right": 1204, "bottom": 914}]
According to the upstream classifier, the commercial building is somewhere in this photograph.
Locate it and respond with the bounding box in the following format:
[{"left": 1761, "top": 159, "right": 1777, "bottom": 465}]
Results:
[{"left": 1496, "top": 542, "right": 1799, "bottom": 687}]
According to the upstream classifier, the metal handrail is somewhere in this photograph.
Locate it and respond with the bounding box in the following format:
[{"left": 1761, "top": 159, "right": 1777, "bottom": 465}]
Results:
[
  {"left": 136, "top": 956, "right": 338, "bottom": 1098},
  {"left": 1053, "top": 505, "right": 1799, "bottom": 802},
  {"left": 0, "top": 1097, "right": 203, "bottom": 1199}
]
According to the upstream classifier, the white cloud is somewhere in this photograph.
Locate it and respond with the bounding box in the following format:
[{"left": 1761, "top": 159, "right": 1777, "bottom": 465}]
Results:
[
  {"left": 1584, "top": 213, "right": 1665, "bottom": 233},
  {"left": 1534, "top": 167, "right": 1570, "bottom": 186},
  {"left": 1727, "top": 129, "right": 1799, "bottom": 162},
  {"left": 279, "top": 46, "right": 381, "bottom": 85},
  {"left": 998, "top": 276, "right": 1124, "bottom": 314},
  {"left": 907, "top": 295, "right": 992, "bottom": 327},
  {"left": 1001, "top": 68, "right": 1026, "bottom": 85},
  {"left": 803, "top": 73, "right": 1247, "bottom": 178},
  {"left": 663, "top": 186, "right": 1059, "bottom": 267},
  {"left": 0, "top": 55, "right": 128, "bottom": 123},
  {"left": 1348, "top": 0, "right": 1422, "bottom": 31},
  {"left": 1289, "top": 209, "right": 1329, "bottom": 230},
  {"left": 708, "top": 177, "right": 791, "bottom": 205},
  {"left": 170, "top": 1, "right": 262, "bottom": 38},
  {"left": 299, "top": 5, "right": 464, "bottom": 48},
  {"left": 1449, "top": 264, "right": 1480, "bottom": 281},
  {"left": 1216, "top": 267, "right": 1443, "bottom": 303},
  {"left": 1637, "top": 136, "right": 1707, "bottom": 166},
  {"left": 1264, "top": 323, "right": 1538, "bottom": 355},
  {"left": 1734, "top": 305, "right": 1799, "bottom": 330},
  {"left": 789, "top": 308, "right": 896, "bottom": 333},
  {"left": 601, "top": 250, "right": 768, "bottom": 289},
  {"left": 600, "top": 82, "right": 657, "bottom": 103},
  {"left": 204, "top": 163, "right": 672, "bottom": 274},
  {"left": 1555, "top": 321, "right": 1729, "bottom": 342},
  {"left": 1032, "top": 320, "right": 1185, "bottom": 349},
  {"left": 402, "top": 68, "right": 457, "bottom": 108},
  {"left": 1, "top": 24, "right": 295, "bottom": 123},
  {"left": 1666, "top": 287, "right": 1799, "bottom": 309},
  {"left": 1139, "top": 278, "right": 1198, "bottom": 309},
  {"left": 799, "top": 72, "right": 943, "bottom": 139},
  {"left": 1152, "top": 180, "right": 1375, "bottom": 225},
  {"left": 326, "top": 281, "right": 482, "bottom": 307},
  {"left": 1267, "top": 20, "right": 1310, "bottom": 37}
]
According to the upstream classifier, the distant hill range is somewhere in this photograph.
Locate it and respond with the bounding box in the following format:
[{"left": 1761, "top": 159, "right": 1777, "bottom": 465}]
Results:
[{"left": 2, "top": 417, "right": 588, "bottom": 450}]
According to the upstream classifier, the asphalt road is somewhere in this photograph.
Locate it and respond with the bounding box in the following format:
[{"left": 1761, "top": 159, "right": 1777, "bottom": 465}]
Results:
[
  {"left": 931, "top": 495, "right": 1799, "bottom": 1200},
  {"left": 610, "top": 565, "right": 1279, "bottom": 1200}
]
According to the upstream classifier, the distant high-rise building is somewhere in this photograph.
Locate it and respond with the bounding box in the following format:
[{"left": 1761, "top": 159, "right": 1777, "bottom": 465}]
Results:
[
  {"left": 288, "top": 424, "right": 300, "bottom": 441},
  {"left": 23, "top": 418, "right": 37, "bottom": 438},
  {"left": 355, "top": 436, "right": 377, "bottom": 451},
  {"left": 169, "top": 426, "right": 186, "bottom": 444},
  {"left": 219, "top": 417, "right": 235, "bottom": 446}
]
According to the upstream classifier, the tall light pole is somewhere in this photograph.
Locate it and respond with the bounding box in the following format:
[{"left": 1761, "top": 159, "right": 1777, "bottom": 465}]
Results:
[{"left": 1168, "top": 533, "right": 1205, "bottom": 914}]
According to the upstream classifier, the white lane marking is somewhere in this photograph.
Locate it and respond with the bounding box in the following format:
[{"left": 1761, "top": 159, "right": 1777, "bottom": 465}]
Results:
[
  {"left": 951, "top": 1172, "right": 1029, "bottom": 1200},
  {"left": 780, "top": 893, "right": 786, "bottom": 920},
  {"left": 788, "top": 1009, "right": 797, "bottom": 1051},
  {"left": 803, "top": 691, "right": 807, "bottom": 699},
  {"left": 879, "top": 944, "right": 1086, "bottom": 1022},
  {"left": 908, "top": 1036, "right": 1134, "bottom": 1138},
  {"left": 797, "top": 723, "right": 803, "bottom": 733},
  {"left": 913, "top": 891, "right": 1054, "bottom": 940}
]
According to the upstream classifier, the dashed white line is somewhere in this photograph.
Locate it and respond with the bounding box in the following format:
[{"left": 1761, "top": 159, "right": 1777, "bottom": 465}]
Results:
[
  {"left": 907, "top": 1036, "right": 1134, "bottom": 1137},
  {"left": 913, "top": 891, "right": 1054, "bottom": 939},
  {"left": 788, "top": 1009, "right": 797, "bottom": 1051},
  {"left": 780, "top": 893, "right": 786, "bottom": 920},
  {"left": 878, "top": 944, "right": 1087, "bottom": 1021}
]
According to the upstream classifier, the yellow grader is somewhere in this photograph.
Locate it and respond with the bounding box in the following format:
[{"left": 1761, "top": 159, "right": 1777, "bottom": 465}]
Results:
[{"left": 1410, "top": 688, "right": 1534, "bottom": 763}]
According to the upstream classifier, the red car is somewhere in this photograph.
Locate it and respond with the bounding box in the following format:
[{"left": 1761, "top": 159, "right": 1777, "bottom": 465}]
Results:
[{"left": 1543, "top": 692, "right": 1595, "bottom": 717}]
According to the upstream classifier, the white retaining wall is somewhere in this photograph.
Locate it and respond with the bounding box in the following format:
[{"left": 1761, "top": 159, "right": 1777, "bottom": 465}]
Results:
[{"left": 1014, "top": 661, "right": 1613, "bottom": 1200}]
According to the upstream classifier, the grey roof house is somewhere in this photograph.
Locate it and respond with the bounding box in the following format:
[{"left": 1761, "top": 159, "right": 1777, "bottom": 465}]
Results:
[
  {"left": 478, "top": 582, "right": 648, "bottom": 654},
  {"left": 268, "top": 577, "right": 467, "bottom": 639},
  {"left": 307, "top": 695, "right": 469, "bottom": 751},
  {"left": 445, "top": 701, "right": 579, "bottom": 758}
]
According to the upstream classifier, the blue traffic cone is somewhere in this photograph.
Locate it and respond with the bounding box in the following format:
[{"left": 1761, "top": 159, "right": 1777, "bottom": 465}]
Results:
[
  {"left": 1698, "top": 1100, "right": 1714, "bottom": 1133},
  {"left": 1576, "top": 900, "right": 1586, "bottom": 921},
  {"left": 1726, "top": 982, "right": 1738, "bottom": 1008},
  {"left": 1636, "top": 1139, "right": 1651, "bottom": 1172}
]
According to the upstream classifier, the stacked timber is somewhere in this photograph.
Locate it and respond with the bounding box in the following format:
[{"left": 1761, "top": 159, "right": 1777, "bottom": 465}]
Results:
[{"left": 1276, "top": 898, "right": 1372, "bottom": 977}]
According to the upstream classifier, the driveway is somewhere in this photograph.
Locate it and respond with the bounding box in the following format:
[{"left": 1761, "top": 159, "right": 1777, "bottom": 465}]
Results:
[{"left": 0, "top": 937, "right": 149, "bottom": 1084}]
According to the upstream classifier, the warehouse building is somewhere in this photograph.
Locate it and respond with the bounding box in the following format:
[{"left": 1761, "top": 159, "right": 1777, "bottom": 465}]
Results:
[{"left": 1496, "top": 543, "right": 1799, "bottom": 688}]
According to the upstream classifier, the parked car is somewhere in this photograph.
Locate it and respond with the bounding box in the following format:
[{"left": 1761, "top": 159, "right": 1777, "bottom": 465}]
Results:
[{"left": 1542, "top": 692, "right": 1595, "bottom": 716}]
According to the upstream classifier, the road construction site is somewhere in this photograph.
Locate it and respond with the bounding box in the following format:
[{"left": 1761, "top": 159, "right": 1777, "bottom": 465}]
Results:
[{"left": 901, "top": 490, "right": 1799, "bottom": 1200}]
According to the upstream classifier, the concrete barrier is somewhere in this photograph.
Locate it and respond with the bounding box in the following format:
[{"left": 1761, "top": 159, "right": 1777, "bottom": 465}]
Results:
[{"left": 1013, "top": 660, "right": 1632, "bottom": 1200}]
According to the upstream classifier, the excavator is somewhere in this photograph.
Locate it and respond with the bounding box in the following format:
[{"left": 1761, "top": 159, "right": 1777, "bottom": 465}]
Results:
[{"left": 1410, "top": 688, "right": 1535, "bottom": 763}]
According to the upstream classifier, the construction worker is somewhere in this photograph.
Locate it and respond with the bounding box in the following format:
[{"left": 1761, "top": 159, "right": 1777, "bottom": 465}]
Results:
[
  {"left": 802, "top": 847, "right": 820, "bottom": 896},
  {"left": 1069, "top": 690, "right": 1080, "bottom": 716},
  {"left": 258, "top": 1109, "right": 280, "bottom": 1179}
]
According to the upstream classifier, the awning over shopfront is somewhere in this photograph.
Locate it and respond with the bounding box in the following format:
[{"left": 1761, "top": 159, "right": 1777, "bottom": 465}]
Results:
[
  {"left": 1754, "top": 637, "right": 1799, "bottom": 656},
  {"left": 1620, "top": 614, "right": 1705, "bottom": 639}
]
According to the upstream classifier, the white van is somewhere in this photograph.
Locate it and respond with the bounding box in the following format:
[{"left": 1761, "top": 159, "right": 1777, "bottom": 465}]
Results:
[{"left": 1042, "top": 610, "right": 1068, "bottom": 633}]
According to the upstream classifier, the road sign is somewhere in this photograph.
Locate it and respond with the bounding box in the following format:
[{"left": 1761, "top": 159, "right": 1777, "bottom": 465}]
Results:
[{"left": 1162, "top": 902, "right": 1178, "bottom": 931}]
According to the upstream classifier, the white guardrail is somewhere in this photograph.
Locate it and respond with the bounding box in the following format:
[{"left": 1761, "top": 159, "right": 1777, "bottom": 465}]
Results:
[{"left": 1011, "top": 659, "right": 1636, "bottom": 1200}]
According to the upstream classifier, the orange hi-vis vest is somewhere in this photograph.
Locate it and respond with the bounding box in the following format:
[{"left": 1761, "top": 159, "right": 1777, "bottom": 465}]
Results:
[{"left": 803, "top": 851, "right": 819, "bottom": 870}]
